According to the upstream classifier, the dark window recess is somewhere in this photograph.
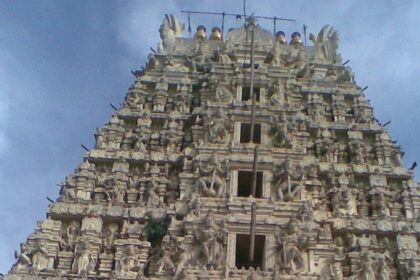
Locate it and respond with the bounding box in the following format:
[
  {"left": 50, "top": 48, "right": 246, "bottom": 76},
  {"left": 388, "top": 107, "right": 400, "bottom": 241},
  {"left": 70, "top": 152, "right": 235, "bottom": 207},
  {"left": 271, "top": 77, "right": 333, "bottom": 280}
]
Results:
[
  {"left": 235, "top": 234, "right": 265, "bottom": 269},
  {"left": 240, "top": 123, "right": 261, "bottom": 143},
  {"left": 168, "top": 84, "right": 178, "bottom": 93},
  {"left": 151, "top": 119, "right": 165, "bottom": 130},
  {"left": 237, "top": 171, "right": 263, "bottom": 198},
  {"left": 242, "top": 63, "right": 260, "bottom": 70},
  {"left": 242, "top": 87, "right": 260, "bottom": 102}
]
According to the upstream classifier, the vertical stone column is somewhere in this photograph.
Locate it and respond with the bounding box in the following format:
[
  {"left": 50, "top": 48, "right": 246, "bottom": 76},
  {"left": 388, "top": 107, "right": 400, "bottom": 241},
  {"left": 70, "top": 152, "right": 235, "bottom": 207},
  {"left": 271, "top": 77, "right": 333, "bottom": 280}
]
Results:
[
  {"left": 260, "top": 123, "right": 268, "bottom": 145},
  {"left": 230, "top": 170, "right": 238, "bottom": 197},
  {"left": 265, "top": 234, "right": 275, "bottom": 270},
  {"left": 233, "top": 122, "right": 241, "bottom": 143},
  {"left": 259, "top": 88, "right": 266, "bottom": 104},
  {"left": 236, "top": 85, "right": 242, "bottom": 101},
  {"left": 263, "top": 170, "right": 272, "bottom": 199},
  {"left": 227, "top": 233, "right": 236, "bottom": 268}
]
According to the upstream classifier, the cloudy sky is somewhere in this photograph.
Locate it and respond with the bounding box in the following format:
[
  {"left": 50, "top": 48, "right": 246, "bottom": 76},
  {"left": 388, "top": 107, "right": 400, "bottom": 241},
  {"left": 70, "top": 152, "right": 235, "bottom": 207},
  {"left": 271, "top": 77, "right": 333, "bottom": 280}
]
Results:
[{"left": 1, "top": 0, "right": 420, "bottom": 273}]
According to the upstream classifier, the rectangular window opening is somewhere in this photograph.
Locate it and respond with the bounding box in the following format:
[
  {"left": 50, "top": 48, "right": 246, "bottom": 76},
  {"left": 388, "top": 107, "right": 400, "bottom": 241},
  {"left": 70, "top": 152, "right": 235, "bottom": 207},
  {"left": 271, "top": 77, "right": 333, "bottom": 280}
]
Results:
[
  {"left": 240, "top": 123, "right": 261, "bottom": 144},
  {"left": 151, "top": 119, "right": 165, "bottom": 130},
  {"left": 168, "top": 84, "right": 178, "bottom": 93},
  {"left": 242, "top": 87, "right": 260, "bottom": 102},
  {"left": 235, "top": 234, "right": 265, "bottom": 269},
  {"left": 237, "top": 170, "right": 263, "bottom": 198}
]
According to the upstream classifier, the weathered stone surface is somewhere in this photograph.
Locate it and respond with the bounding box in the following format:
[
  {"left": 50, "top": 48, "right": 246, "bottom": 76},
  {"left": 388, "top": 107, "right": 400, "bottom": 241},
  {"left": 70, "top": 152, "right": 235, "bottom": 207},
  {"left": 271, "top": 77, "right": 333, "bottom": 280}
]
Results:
[{"left": 6, "top": 14, "right": 419, "bottom": 280}]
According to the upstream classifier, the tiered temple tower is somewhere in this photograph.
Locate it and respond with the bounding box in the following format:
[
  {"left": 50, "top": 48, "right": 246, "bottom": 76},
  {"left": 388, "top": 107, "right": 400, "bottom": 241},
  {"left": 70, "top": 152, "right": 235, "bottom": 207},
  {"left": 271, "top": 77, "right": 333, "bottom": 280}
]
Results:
[{"left": 5, "top": 14, "right": 420, "bottom": 280}]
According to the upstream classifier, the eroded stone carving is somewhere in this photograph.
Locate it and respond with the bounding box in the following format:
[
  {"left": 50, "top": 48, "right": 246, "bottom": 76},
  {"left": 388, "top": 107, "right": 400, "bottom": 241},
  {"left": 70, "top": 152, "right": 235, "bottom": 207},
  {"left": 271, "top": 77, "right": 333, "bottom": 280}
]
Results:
[
  {"left": 158, "top": 14, "right": 185, "bottom": 54},
  {"left": 195, "top": 153, "right": 229, "bottom": 198},
  {"left": 309, "top": 25, "right": 341, "bottom": 64}
]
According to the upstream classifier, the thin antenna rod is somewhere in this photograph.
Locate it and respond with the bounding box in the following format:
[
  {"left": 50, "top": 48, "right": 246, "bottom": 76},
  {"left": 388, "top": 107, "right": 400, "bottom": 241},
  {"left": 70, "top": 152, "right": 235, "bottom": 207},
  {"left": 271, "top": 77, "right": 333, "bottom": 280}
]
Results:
[
  {"left": 251, "top": 145, "right": 259, "bottom": 197},
  {"left": 303, "top": 24, "right": 307, "bottom": 46},
  {"left": 221, "top": 12, "right": 225, "bottom": 38},
  {"left": 188, "top": 12, "right": 192, "bottom": 38},
  {"left": 249, "top": 22, "right": 256, "bottom": 144},
  {"left": 247, "top": 16, "right": 258, "bottom": 263},
  {"left": 243, "top": 0, "right": 246, "bottom": 18},
  {"left": 180, "top": 10, "right": 295, "bottom": 22},
  {"left": 249, "top": 202, "right": 257, "bottom": 262},
  {"left": 273, "top": 16, "right": 277, "bottom": 36}
]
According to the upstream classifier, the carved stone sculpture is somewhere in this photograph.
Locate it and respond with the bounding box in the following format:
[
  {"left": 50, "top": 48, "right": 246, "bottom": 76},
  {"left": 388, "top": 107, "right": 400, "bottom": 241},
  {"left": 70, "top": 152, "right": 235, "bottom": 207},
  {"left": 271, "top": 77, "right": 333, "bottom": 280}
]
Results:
[
  {"left": 117, "top": 245, "right": 144, "bottom": 278},
  {"left": 12, "top": 244, "right": 31, "bottom": 272},
  {"left": 270, "top": 81, "right": 286, "bottom": 106},
  {"left": 31, "top": 240, "right": 49, "bottom": 271},
  {"left": 309, "top": 25, "right": 341, "bottom": 64},
  {"left": 276, "top": 218, "right": 306, "bottom": 272},
  {"left": 207, "top": 109, "right": 231, "bottom": 144},
  {"left": 196, "top": 154, "right": 228, "bottom": 198},
  {"left": 158, "top": 14, "right": 184, "bottom": 54}
]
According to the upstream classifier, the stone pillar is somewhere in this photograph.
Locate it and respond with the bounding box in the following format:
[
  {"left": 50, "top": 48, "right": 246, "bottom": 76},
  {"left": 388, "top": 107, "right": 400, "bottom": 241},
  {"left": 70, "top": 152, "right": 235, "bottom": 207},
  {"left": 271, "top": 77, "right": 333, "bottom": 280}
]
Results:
[
  {"left": 265, "top": 234, "right": 275, "bottom": 270},
  {"left": 263, "top": 170, "right": 272, "bottom": 198},
  {"left": 236, "top": 85, "right": 242, "bottom": 101},
  {"left": 233, "top": 122, "right": 241, "bottom": 143},
  {"left": 230, "top": 170, "right": 238, "bottom": 197},
  {"left": 259, "top": 88, "right": 266, "bottom": 104},
  {"left": 227, "top": 233, "right": 236, "bottom": 268}
]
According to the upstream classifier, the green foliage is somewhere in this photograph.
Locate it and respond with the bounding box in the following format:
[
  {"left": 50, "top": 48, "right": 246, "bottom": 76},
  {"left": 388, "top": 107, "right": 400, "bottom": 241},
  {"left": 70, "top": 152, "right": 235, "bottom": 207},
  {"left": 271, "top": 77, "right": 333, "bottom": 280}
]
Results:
[
  {"left": 268, "top": 126, "right": 277, "bottom": 136},
  {"left": 144, "top": 215, "right": 167, "bottom": 247}
]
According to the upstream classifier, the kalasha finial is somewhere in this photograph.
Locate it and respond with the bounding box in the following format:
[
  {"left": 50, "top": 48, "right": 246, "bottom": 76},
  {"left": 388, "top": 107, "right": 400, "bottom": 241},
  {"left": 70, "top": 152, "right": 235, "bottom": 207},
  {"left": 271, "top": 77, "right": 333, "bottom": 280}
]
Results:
[
  {"left": 194, "top": 25, "right": 207, "bottom": 40},
  {"left": 275, "top": 31, "right": 287, "bottom": 44},
  {"left": 209, "top": 26, "right": 222, "bottom": 40},
  {"left": 290, "top": 31, "right": 302, "bottom": 46}
]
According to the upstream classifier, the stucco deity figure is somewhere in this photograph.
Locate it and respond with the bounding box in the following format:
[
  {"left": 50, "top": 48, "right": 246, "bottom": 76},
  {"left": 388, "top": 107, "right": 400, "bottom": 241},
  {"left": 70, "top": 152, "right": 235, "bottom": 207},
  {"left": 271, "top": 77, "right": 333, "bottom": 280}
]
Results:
[
  {"left": 348, "top": 125, "right": 365, "bottom": 164},
  {"left": 186, "top": 41, "right": 213, "bottom": 72},
  {"left": 218, "top": 42, "right": 236, "bottom": 63},
  {"left": 196, "top": 153, "right": 228, "bottom": 198},
  {"left": 157, "top": 236, "right": 174, "bottom": 274},
  {"left": 320, "top": 257, "right": 343, "bottom": 280},
  {"left": 270, "top": 113, "right": 292, "bottom": 148},
  {"left": 31, "top": 239, "right": 49, "bottom": 271},
  {"left": 158, "top": 14, "right": 184, "bottom": 54},
  {"left": 147, "top": 180, "right": 161, "bottom": 207},
  {"left": 13, "top": 243, "right": 32, "bottom": 272},
  {"left": 102, "top": 223, "right": 118, "bottom": 253},
  {"left": 270, "top": 81, "right": 286, "bottom": 106},
  {"left": 269, "top": 31, "right": 288, "bottom": 66},
  {"left": 81, "top": 210, "right": 103, "bottom": 236},
  {"left": 63, "top": 220, "right": 80, "bottom": 252},
  {"left": 276, "top": 219, "right": 306, "bottom": 272},
  {"left": 193, "top": 211, "right": 225, "bottom": 267},
  {"left": 207, "top": 109, "right": 231, "bottom": 144},
  {"left": 309, "top": 25, "right": 341, "bottom": 64},
  {"left": 157, "top": 249, "right": 174, "bottom": 275},
  {"left": 397, "top": 227, "right": 418, "bottom": 258},
  {"left": 58, "top": 182, "right": 76, "bottom": 202},
  {"left": 353, "top": 254, "right": 375, "bottom": 280},
  {"left": 178, "top": 75, "right": 191, "bottom": 93},
  {"left": 215, "top": 85, "right": 233, "bottom": 103},
  {"left": 322, "top": 178, "right": 356, "bottom": 216},
  {"left": 137, "top": 109, "right": 152, "bottom": 129},
  {"left": 174, "top": 242, "right": 195, "bottom": 278},
  {"left": 117, "top": 245, "right": 144, "bottom": 278},
  {"left": 377, "top": 257, "right": 390, "bottom": 280},
  {"left": 273, "top": 160, "right": 304, "bottom": 202},
  {"left": 73, "top": 249, "right": 90, "bottom": 277}
]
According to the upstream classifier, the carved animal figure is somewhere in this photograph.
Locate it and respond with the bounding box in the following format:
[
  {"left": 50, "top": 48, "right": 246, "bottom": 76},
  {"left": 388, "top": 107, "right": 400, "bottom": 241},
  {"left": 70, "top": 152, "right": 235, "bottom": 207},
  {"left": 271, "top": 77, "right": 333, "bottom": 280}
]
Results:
[
  {"left": 158, "top": 14, "right": 185, "bottom": 54},
  {"left": 309, "top": 25, "right": 341, "bottom": 64}
]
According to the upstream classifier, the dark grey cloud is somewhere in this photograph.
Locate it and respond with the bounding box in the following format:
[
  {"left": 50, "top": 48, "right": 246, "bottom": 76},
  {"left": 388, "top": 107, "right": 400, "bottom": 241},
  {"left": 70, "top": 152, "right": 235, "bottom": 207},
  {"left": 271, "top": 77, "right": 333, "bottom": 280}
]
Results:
[{"left": 1, "top": 0, "right": 419, "bottom": 273}]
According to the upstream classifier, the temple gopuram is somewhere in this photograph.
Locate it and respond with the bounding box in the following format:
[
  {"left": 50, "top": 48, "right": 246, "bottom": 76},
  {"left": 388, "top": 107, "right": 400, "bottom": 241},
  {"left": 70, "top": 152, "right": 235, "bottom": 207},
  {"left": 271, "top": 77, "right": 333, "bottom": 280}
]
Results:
[{"left": 5, "top": 13, "right": 420, "bottom": 280}]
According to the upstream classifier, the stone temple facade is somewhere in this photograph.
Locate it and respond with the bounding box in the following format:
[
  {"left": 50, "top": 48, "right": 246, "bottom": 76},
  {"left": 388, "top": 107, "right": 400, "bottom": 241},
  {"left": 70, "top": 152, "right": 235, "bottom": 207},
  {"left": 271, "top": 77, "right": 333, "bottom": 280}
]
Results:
[{"left": 5, "top": 14, "right": 420, "bottom": 280}]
